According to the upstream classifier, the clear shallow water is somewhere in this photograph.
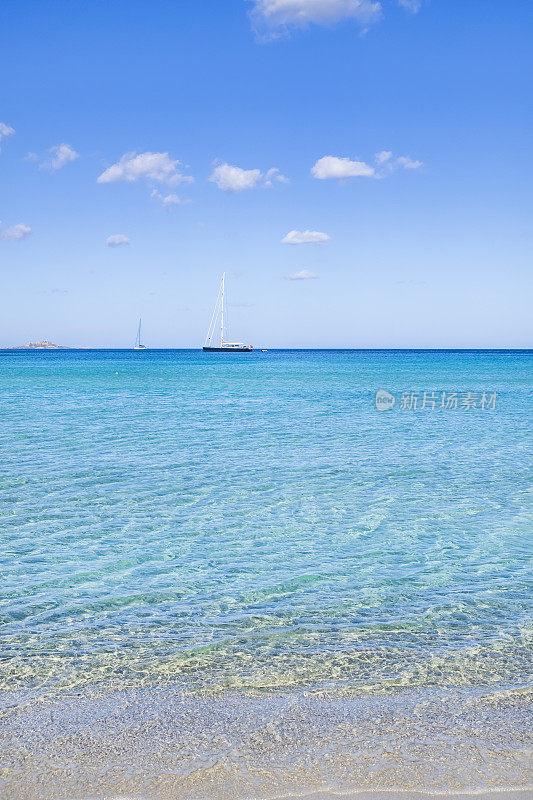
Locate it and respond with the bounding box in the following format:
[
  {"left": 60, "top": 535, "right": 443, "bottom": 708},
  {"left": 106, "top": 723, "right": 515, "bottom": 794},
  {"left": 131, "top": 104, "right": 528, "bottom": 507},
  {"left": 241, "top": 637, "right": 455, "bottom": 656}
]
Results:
[{"left": 0, "top": 349, "right": 532, "bottom": 798}]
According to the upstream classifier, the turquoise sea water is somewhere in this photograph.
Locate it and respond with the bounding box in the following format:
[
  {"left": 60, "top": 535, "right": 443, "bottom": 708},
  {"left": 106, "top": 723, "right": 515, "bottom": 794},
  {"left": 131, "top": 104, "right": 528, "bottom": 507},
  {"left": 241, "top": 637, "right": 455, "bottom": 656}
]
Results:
[{"left": 0, "top": 349, "right": 532, "bottom": 799}]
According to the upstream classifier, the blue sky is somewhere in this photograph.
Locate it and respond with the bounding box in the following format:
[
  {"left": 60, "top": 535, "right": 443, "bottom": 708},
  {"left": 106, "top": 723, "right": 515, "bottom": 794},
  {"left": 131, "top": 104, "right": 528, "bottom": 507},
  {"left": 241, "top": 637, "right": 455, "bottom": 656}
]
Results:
[{"left": 1, "top": 0, "right": 531, "bottom": 347}]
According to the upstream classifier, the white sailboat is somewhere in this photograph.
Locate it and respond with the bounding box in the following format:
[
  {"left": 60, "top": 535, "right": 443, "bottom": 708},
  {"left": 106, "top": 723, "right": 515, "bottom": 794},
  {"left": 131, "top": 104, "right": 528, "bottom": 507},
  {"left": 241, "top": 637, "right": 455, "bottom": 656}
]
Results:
[
  {"left": 133, "top": 318, "right": 147, "bottom": 350},
  {"left": 203, "top": 273, "right": 253, "bottom": 352}
]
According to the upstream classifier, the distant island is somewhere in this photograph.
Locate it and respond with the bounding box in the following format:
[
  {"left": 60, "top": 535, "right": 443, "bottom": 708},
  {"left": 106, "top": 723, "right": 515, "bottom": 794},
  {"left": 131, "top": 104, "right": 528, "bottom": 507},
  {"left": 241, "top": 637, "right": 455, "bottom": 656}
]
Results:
[{"left": 4, "top": 340, "right": 70, "bottom": 350}]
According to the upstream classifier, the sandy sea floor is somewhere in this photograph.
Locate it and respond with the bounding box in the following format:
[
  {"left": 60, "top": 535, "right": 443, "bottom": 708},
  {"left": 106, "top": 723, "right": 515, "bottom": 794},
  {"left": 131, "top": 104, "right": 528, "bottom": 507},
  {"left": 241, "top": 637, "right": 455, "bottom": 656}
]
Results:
[
  {"left": 1, "top": 686, "right": 531, "bottom": 800},
  {"left": 1, "top": 350, "right": 531, "bottom": 800}
]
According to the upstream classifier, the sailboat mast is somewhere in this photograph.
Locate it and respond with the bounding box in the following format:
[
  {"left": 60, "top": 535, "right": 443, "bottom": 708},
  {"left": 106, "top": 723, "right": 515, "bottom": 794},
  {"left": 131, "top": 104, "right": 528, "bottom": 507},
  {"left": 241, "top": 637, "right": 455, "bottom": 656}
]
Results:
[
  {"left": 202, "top": 272, "right": 252, "bottom": 352},
  {"left": 220, "top": 272, "right": 225, "bottom": 346},
  {"left": 138, "top": 318, "right": 142, "bottom": 346}
]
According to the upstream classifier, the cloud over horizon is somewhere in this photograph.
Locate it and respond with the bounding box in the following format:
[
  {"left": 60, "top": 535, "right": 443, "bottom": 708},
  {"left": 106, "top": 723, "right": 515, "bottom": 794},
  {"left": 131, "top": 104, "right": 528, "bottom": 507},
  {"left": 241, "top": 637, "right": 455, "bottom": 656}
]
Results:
[
  {"left": 106, "top": 234, "right": 130, "bottom": 247},
  {"left": 397, "top": 0, "right": 423, "bottom": 12},
  {"left": 42, "top": 143, "right": 79, "bottom": 171},
  {"left": 311, "top": 152, "right": 423, "bottom": 180},
  {"left": 375, "top": 150, "right": 393, "bottom": 164},
  {"left": 0, "top": 223, "right": 31, "bottom": 241},
  {"left": 249, "top": 0, "right": 382, "bottom": 37},
  {"left": 248, "top": 0, "right": 422, "bottom": 37},
  {"left": 150, "top": 189, "right": 190, "bottom": 207},
  {"left": 396, "top": 155, "right": 423, "bottom": 170},
  {"left": 98, "top": 152, "right": 193, "bottom": 185},
  {"left": 282, "top": 229, "right": 331, "bottom": 244},
  {"left": 287, "top": 269, "right": 318, "bottom": 280},
  {"left": 209, "top": 162, "right": 288, "bottom": 192},
  {"left": 264, "top": 167, "right": 289, "bottom": 187},
  {"left": 374, "top": 150, "right": 424, "bottom": 175},
  {"left": 311, "top": 155, "right": 375, "bottom": 179},
  {"left": 0, "top": 122, "right": 15, "bottom": 152}
]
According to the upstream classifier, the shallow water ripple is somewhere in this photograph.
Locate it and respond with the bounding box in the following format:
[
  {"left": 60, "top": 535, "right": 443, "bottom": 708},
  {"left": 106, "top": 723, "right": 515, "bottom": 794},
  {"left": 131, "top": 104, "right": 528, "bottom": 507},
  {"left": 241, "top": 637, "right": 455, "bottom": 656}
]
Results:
[{"left": 0, "top": 350, "right": 531, "bottom": 696}]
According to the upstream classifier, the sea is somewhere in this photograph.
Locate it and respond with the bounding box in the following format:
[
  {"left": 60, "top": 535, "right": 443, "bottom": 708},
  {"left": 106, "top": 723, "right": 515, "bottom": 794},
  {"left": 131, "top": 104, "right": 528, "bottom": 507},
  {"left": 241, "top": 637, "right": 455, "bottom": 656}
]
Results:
[{"left": 0, "top": 349, "right": 531, "bottom": 800}]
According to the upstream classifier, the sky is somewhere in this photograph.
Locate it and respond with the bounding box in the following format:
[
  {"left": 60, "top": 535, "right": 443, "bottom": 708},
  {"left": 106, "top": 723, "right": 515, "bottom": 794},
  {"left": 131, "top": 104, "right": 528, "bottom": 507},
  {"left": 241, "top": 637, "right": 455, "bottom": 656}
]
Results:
[{"left": 0, "top": 0, "right": 532, "bottom": 348}]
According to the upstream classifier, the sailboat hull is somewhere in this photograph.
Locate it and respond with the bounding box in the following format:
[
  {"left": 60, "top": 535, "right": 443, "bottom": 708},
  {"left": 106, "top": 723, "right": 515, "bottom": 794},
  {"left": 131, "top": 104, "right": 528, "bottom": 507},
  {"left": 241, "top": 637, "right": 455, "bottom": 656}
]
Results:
[
  {"left": 204, "top": 273, "right": 253, "bottom": 352},
  {"left": 203, "top": 346, "right": 252, "bottom": 352}
]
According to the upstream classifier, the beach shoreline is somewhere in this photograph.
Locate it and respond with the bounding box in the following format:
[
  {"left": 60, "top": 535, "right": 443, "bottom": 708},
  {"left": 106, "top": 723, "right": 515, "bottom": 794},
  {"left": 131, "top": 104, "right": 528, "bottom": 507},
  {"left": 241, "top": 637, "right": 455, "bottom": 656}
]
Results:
[
  {"left": 282, "top": 793, "right": 533, "bottom": 800},
  {"left": 1, "top": 684, "right": 531, "bottom": 800}
]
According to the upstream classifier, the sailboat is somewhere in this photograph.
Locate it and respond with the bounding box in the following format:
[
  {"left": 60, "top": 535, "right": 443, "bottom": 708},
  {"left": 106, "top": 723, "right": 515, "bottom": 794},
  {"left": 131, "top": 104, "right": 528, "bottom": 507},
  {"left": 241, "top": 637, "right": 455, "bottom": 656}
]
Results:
[
  {"left": 203, "top": 273, "right": 253, "bottom": 352},
  {"left": 133, "top": 318, "right": 147, "bottom": 350}
]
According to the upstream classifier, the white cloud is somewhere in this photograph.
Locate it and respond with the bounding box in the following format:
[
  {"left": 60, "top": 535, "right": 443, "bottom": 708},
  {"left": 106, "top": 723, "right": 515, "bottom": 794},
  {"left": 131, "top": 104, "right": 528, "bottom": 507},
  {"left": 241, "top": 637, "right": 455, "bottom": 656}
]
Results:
[
  {"left": 0, "top": 223, "right": 31, "bottom": 241},
  {"left": 287, "top": 269, "right": 317, "bottom": 280},
  {"left": 311, "top": 152, "right": 423, "bottom": 181},
  {"left": 310, "top": 152, "right": 423, "bottom": 181},
  {"left": 374, "top": 151, "right": 424, "bottom": 175},
  {"left": 26, "top": 143, "right": 79, "bottom": 170},
  {"left": 397, "top": 0, "right": 422, "bottom": 12},
  {"left": 375, "top": 150, "right": 392, "bottom": 164},
  {"left": 249, "top": 0, "right": 382, "bottom": 36},
  {"left": 106, "top": 234, "right": 130, "bottom": 247},
  {"left": 41, "top": 143, "right": 79, "bottom": 171},
  {"left": 0, "top": 122, "right": 15, "bottom": 152},
  {"left": 150, "top": 189, "right": 190, "bottom": 206},
  {"left": 282, "top": 229, "right": 330, "bottom": 244},
  {"left": 396, "top": 155, "right": 423, "bottom": 170},
  {"left": 311, "top": 155, "right": 375, "bottom": 180},
  {"left": 97, "top": 152, "right": 193, "bottom": 186},
  {"left": 209, "top": 162, "right": 287, "bottom": 192},
  {"left": 264, "top": 167, "right": 289, "bottom": 186},
  {"left": 210, "top": 163, "right": 261, "bottom": 192}
]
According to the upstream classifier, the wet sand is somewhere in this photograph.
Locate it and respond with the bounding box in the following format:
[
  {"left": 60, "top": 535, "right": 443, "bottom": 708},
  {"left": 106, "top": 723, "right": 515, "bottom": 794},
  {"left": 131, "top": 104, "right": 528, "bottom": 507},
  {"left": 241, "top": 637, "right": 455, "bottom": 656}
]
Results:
[
  {"left": 1, "top": 686, "right": 531, "bottom": 800},
  {"left": 293, "top": 793, "right": 533, "bottom": 800}
]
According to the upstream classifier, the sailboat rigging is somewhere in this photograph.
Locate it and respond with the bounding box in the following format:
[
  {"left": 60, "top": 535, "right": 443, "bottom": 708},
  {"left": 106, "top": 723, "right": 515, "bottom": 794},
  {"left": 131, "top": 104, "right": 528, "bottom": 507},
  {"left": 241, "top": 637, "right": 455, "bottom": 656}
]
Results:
[
  {"left": 203, "top": 273, "right": 252, "bottom": 352},
  {"left": 134, "top": 318, "right": 147, "bottom": 350}
]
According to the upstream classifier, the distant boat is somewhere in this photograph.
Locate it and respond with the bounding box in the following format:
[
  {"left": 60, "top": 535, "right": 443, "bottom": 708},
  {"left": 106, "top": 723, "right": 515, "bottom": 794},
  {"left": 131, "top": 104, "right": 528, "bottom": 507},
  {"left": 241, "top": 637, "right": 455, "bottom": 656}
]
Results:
[
  {"left": 203, "top": 273, "right": 253, "bottom": 352},
  {"left": 134, "top": 318, "right": 147, "bottom": 350}
]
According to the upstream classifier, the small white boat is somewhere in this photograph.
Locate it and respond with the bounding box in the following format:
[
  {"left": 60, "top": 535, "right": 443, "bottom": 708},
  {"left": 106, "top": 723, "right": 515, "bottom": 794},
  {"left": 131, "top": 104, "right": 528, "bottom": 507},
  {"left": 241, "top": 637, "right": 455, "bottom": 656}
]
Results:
[
  {"left": 203, "top": 273, "right": 253, "bottom": 352},
  {"left": 134, "top": 318, "right": 147, "bottom": 350}
]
